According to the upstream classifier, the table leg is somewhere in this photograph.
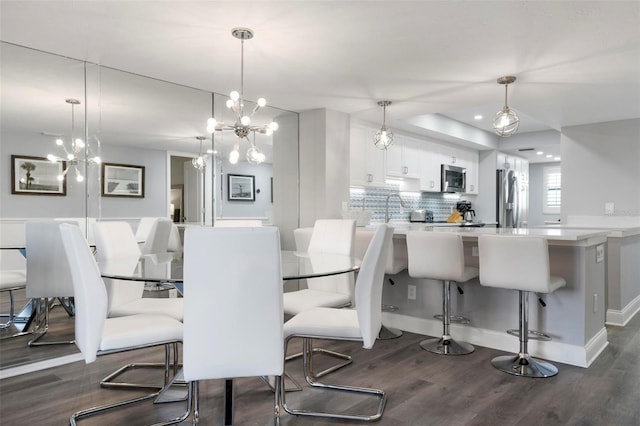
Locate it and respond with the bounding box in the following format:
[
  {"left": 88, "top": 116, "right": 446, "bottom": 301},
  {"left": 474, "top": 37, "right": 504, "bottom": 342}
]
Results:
[{"left": 224, "top": 379, "right": 234, "bottom": 425}]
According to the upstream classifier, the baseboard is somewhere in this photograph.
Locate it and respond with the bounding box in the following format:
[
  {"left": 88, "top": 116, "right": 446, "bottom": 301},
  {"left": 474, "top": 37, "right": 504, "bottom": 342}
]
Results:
[
  {"left": 606, "top": 293, "right": 640, "bottom": 326},
  {"left": 0, "top": 353, "right": 84, "bottom": 380},
  {"left": 382, "top": 312, "right": 609, "bottom": 368}
]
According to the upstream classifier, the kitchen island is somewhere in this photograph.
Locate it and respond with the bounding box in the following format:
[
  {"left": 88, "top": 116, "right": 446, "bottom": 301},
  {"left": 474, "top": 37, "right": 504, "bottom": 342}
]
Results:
[{"left": 357, "top": 224, "right": 609, "bottom": 368}]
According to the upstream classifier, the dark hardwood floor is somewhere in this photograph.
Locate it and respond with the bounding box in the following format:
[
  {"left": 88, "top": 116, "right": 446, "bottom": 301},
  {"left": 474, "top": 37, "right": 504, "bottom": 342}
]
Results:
[{"left": 1, "top": 312, "right": 639, "bottom": 425}]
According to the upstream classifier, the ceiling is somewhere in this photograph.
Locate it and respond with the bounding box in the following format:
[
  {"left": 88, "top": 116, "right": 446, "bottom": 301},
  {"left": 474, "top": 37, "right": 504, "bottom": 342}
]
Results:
[{"left": 2, "top": 1, "right": 639, "bottom": 164}]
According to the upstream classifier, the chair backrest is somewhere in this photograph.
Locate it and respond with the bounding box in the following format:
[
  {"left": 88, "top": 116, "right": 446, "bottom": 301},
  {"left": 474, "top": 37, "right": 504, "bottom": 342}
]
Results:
[
  {"left": 59, "top": 223, "right": 107, "bottom": 364},
  {"left": 141, "top": 218, "right": 172, "bottom": 255},
  {"left": 25, "top": 220, "right": 77, "bottom": 298},
  {"left": 167, "top": 223, "right": 182, "bottom": 253},
  {"left": 354, "top": 224, "right": 394, "bottom": 349},
  {"left": 406, "top": 232, "right": 467, "bottom": 282},
  {"left": 293, "top": 227, "right": 314, "bottom": 252},
  {"left": 182, "top": 226, "right": 284, "bottom": 381},
  {"left": 135, "top": 217, "right": 160, "bottom": 243},
  {"left": 478, "top": 235, "right": 553, "bottom": 293},
  {"left": 306, "top": 219, "right": 356, "bottom": 295},
  {"left": 93, "top": 221, "right": 143, "bottom": 311}
]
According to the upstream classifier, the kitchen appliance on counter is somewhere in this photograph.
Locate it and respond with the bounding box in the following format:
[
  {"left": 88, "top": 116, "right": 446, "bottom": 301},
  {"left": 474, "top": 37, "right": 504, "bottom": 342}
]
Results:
[
  {"left": 497, "top": 169, "right": 528, "bottom": 228},
  {"left": 410, "top": 209, "right": 434, "bottom": 223},
  {"left": 441, "top": 164, "right": 466, "bottom": 193}
]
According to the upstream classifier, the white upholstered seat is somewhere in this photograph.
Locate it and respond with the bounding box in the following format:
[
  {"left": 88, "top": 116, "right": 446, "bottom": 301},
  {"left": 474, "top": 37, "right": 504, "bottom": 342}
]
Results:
[
  {"left": 407, "top": 231, "right": 478, "bottom": 355},
  {"left": 478, "top": 234, "right": 566, "bottom": 378},
  {"left": 180, "top": 226, "right": 284, "bottom": 424},
  {"left": 59, "top": 223, "right": 183, "bottom": 425},
  {"left": 0, "top": 263, "right": 26, "bottom": 333},
  {"left": 282, "top": 224, "right": 393, "bottom": 421}
]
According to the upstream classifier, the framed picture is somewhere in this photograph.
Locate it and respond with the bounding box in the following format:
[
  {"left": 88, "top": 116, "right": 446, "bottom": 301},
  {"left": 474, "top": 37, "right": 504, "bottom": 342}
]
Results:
[
  {"left": 101, "top": 162, "right": 145, "bottom": 198},
  {"left": 11, "top": 155, "right": 66, "bottom": 196},
  {"left": 227, "top": 174, "right": 255, "bottom": 201}
]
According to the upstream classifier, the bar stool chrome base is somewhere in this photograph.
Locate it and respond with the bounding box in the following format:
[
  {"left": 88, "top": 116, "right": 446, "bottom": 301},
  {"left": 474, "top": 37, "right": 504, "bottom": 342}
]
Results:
[
  {"left": 378, "top": 325, "right": 403, "bottom": 340},
  {"left": 420, "top": 336, "right": 474, "bottom": 355},
  {"left": 491, "top": 353, "right": 558, "bottom": 378}
]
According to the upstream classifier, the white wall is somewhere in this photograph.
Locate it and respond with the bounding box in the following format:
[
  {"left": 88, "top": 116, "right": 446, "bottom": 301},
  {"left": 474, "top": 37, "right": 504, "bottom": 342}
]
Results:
[
  {"left": 561, "top": 118, "right": 640, "bottom": 219},
  {"left": 529, "top": 162, "right": 561, "bottom": 226}
]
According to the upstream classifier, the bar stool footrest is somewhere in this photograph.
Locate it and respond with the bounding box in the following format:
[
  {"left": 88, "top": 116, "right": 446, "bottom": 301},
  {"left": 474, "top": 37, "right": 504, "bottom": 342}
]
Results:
[
  {"left": 433, "top": 314, "right": 471, "bottom": 324},
  {"left": 506, "top": 329, "right": 551, "bottom": 341}
]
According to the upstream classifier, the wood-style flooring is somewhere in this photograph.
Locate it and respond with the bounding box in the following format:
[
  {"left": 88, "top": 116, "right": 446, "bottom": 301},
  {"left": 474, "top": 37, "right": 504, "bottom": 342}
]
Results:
[{"left": 1, "top": 312, "right": 639, "bottom": 425}]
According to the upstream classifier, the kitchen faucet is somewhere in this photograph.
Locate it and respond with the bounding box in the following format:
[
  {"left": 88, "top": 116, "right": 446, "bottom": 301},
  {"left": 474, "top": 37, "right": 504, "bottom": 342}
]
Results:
[{"left": 385, "top": 193, "right": 406, "bottom": 223}]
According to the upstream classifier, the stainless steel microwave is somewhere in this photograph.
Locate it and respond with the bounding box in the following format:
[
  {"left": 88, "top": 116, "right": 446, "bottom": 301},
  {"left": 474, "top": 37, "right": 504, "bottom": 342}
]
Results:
[{"left": 441, "top": 164, "right": 466, "bottom": 193}]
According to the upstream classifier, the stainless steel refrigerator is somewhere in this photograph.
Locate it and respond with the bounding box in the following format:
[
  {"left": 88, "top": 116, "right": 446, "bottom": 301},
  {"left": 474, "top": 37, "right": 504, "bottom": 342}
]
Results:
[{"left": 496, "top": 169, "right": 528, "bottom": 228}]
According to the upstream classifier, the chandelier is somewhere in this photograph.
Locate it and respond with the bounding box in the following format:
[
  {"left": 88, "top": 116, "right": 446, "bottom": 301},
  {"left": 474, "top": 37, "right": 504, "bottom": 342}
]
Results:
[
  {"left": 492, "top": 76, "right": 520, "bottom": 137},
  {"left": 206, "top": 27, "right": 278, "bottom": 165},
  {"left": 374, "top": 100, "right": 394, "bottom": 150},
  {"left": 46, "top": 98, "right": 100, "bottom": 182},
  {"left": 192, "top": 136, "right": 207, "bottom": 170}
]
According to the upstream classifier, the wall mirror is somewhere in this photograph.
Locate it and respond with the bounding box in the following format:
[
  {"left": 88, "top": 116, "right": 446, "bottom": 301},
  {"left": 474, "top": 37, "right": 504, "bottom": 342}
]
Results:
[{"left": 0, "top": 41, "right": 299, "bottom": 372}]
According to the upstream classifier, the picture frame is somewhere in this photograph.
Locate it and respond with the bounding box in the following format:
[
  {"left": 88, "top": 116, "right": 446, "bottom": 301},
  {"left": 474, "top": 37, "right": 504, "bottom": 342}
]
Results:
[
  {"left": 101, "top": 162, "right": 145, "bottom": 198},
  {"left": 227, "top": 174, "right": 255, "bottom": 201},
  {"left": 11, "top": 155, "right": 66, "bottom": 196}
]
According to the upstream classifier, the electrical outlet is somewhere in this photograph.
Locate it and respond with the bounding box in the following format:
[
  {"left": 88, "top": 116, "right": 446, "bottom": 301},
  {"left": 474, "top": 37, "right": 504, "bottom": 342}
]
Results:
[
  {"left": 408, "top": 285, "right": 417, "bottom": 300},
  {"left": 593, "top": 294, "right": 598, "bottom": 313},
  {"left": 596, "top": 244, "right": 604, "bottom": 263},
  {"left": 472, "top": 246, "right": 479, "bottom": 257}
]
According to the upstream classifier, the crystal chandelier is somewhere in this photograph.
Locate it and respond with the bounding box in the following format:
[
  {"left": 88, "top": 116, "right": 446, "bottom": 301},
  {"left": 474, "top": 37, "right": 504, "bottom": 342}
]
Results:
[
  {"left": 192, "top": 136, "right": 207, "bottom": 170},
  {"left": 492, "top": 76, "right": 520, "bottom": 137},
  {"left": 46, "top": 98, "right": 100, "bottom": 182},
  {"left": 206, "top": 28, "right": 278, "bottom": 165},
  {"left": 374, "top": 100, "right": 394, "bottom": 150}
]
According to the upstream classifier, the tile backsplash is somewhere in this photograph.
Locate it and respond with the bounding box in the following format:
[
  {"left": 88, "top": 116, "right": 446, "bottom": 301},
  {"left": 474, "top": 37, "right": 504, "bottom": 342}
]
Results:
[{"left": 348, "top": 185, "right": 462, "bottom": 223}]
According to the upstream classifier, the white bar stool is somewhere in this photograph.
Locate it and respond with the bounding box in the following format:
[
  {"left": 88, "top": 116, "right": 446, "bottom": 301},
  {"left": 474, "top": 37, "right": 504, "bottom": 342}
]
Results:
[
  {"left": 407, "top": 232, "right": 478, "bottom": 355},
  {"left": 478, "top": 234, "right": 566, "bottom": 378}
]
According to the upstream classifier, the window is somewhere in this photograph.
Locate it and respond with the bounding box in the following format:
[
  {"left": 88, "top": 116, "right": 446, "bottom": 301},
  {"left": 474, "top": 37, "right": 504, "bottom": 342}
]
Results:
[{"left": 543, "top": 166, "right": 561, "bottom": 214}]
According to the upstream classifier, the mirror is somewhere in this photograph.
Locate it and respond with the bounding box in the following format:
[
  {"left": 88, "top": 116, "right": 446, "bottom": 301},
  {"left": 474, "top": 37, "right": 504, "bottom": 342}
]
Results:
[{"left": 0, "top": 42, "right": 299, "bottom": 371}]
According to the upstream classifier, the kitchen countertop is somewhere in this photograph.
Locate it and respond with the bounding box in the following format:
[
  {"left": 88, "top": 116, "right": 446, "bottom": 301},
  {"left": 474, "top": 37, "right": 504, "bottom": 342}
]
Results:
[
  {"left": 365, "top": 223, "right": 609, "bottom": 243},
  {"left": 537, "top": 224, "right": 640, "bottom": 238}
]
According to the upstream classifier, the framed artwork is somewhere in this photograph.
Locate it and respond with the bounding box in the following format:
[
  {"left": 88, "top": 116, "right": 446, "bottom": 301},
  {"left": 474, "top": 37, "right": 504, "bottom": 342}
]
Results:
[
  {"left": 227, "top": 174, "right": 255, "bottom": 201},
  {"left": 101, "top": 162, "right": 145, "bottom": 198},
  {"left": 11, "top": 155, "right": 66, "bottom": 196}
]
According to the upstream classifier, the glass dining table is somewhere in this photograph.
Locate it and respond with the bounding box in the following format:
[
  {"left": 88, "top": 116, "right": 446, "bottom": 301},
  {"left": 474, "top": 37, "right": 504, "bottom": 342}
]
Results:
[{"left": 97, "top": 250, "right": 361, "bottom": 425}]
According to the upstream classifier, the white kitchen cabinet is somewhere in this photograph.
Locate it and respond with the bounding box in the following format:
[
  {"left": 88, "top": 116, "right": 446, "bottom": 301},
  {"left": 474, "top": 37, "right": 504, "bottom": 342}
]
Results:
[
  {"left": 350, "top": 125, "right": 386, "bottom": 187},
  {"left": 457, "top": 148, "right": 479, "bottom": 194},
  {"left": 385, "top": 135, "right": 420, "bottom": 179},
  {"left": 419, "top": 141, "right": 444, "bottom": 192}
]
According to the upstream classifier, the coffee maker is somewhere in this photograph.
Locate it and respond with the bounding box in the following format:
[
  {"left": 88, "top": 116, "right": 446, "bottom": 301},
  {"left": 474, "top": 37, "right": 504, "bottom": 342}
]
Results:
[{"left": 456, "top": 200, "right": 475, "bottom": 222}]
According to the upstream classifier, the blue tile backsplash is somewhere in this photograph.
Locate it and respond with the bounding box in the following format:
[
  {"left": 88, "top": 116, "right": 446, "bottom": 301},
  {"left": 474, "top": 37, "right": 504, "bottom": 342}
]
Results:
[{"left": 349, "top": 185, "right": 462, "bottom": 223}]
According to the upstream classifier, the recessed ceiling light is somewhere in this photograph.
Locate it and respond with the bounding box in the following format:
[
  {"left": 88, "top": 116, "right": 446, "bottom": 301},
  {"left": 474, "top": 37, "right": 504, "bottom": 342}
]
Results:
[
  {"left": 546, "top": 154, "right": 553, "bottom": 158},
  {"left": 536, "top": 151, "right": 544, "bottom": 155},
  {"left": 474, "top": 115, "right": 483, "bottom": 120},
  {"left": 554, "top": 156, "right": 561, "bottom": 161}
]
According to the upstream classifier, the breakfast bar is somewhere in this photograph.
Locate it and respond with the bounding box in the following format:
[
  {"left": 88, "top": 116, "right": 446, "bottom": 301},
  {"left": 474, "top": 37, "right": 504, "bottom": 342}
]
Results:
[{"left": 360, "top": 225, "right": 609, "bottom": 368}]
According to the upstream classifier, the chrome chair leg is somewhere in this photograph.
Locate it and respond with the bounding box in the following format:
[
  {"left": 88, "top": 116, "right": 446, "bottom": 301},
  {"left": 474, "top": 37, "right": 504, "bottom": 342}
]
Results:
[
  {"left": 101, "top": 342, "right": 182, "bottom": 390},
  {"left": 28, "top": 298, "right": 75, "bottom": 346},
  {"left": 420, "top": 280, "right": 474, "bottom": 355},
  {"left": 281, "top": 336, "right": 386, "bottom": 421},
  {"left": 491, "top": 291, "right": 558, "bottom": 378},
  {"left": 285, "top": 338, "right": 352, "bottom": 379}
]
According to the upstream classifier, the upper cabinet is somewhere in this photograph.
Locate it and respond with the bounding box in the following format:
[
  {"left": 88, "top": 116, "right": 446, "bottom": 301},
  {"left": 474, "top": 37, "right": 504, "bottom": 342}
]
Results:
[
  {"left": 385, "top": 135, "right": 420, "bottom": 179},
  {"left": 349, "top": 122, "right": 481, "bottom": 195},
  {"left": 350, "top": 124, "right": 386, "bottom": 187}
]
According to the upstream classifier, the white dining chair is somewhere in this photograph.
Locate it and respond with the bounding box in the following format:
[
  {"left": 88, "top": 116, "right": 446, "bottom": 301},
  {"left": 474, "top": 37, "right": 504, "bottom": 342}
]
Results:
[
  {"left": 281, "top": 224, "right": 393, "bottom": 421},
  {"left": 283, "top": 219, "right": 356, "bottom": 378},
  {"left": 25, "top": 220, "right": 77, "bottom": 346},
  {"left": 93, "top": 221, "right": 183, "bottom": 390},
  {"left": 59, "top": 223, "right": 184, "bottom": 425},
  {"left": 141, "top": 218, "right": 173, "bottom": 255},
  {"left": 179, "top": 226, "right": 284, "bottom": 424},
  {"left": 134, "top": 217, "right": 160, "bottom": 247}
]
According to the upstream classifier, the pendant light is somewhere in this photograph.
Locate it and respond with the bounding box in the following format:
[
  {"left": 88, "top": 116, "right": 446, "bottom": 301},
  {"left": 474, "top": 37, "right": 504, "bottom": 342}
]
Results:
[
  {"left": 206, "top": 27, "right": 277, "bottom": 165},
  {"left": 192, "top": 136, "right": 207, "bottom": 170},
  {"left": 492, "top": 76, "right": 520, "bottom": 137},
  {"left": 373, "top": 100, "right": 394, "bottom": 150},
  {"left": 46, "top": 98, "right": 100, "bottom": 182}
]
